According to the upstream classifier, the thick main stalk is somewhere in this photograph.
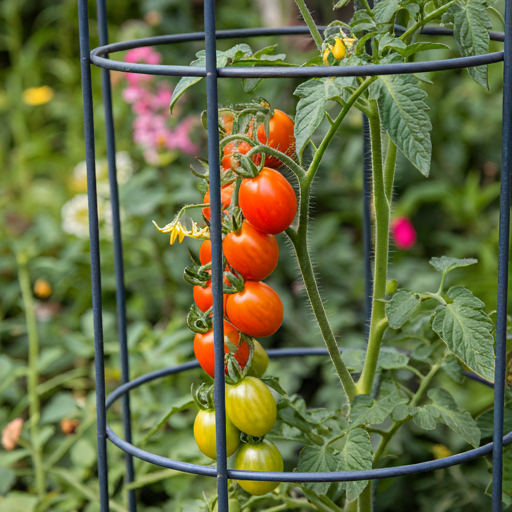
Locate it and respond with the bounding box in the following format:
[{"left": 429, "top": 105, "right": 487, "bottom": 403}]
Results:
[{"left": 356, "top": 105, "right": 395, "bottom": 395}]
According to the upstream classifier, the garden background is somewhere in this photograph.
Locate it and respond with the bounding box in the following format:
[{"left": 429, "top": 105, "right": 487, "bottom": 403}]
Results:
[{"left": 0, "top": 0, "right": 509, "bottom": 511}]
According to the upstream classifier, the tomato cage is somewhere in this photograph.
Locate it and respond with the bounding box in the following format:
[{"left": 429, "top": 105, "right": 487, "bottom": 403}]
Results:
[{"left": 78, "top": 0, "right": 512, "bottom": 511}]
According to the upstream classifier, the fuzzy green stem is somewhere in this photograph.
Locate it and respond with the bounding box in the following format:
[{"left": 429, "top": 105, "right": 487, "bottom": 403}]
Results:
[
  {"left": 399, "top": 0, "right": 456, "bottom": 42},
  {"left": 17, "top": 253, "right": 45, "bottom": 498},
  {"left": 384, "top": 137, "right": 397, "bottom": 202},
  {"left": 289, "top": 178, "right": 357, "bottom": 401},
  {"left": 294, "top": 0, "right": 324, "bottom": 51},
  {"left": 356, "top": 105, "right": 394, "bottom": 396},
  {"left": 358, "top": 484, "right": 372, "bottom": 512},
  {"left": 308, "top": 77, "right": 378, "bottom": 183}
]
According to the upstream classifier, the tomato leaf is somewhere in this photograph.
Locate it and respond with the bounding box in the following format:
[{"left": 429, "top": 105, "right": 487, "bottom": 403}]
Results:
[
  {"left": 452, "top": 0, "right": 492, "bottom": 89},
  {"left": 333, "top": 0, "right": 351, "bottom": 8},
  {"left": 373, "top": 0, "right": 401, "bottom": 23},
  {"left": 349, "top": 392, "right": 408, "bottom": 427},
  {"left": 441, "top": 354, "right": 465, "bottom": 383},
  {"left": 430, "top": 256, "right": 478, "bottom": 275},
  {"left": 260, "top": 376, "right": 288, "bottom": 397},
  {"left": 422, "top": 388, "right": 481, "bottom": 447},
  {"left": 293, "top": 77, "right": 356, "bottom": 161},
  {"left": 385, "top": 290, "right": 421, "bottom": 329},
  {"left": 432, "top": 286, "right": 494, "bottom": 381},
  {"left": 395, "top": 42, "right": 450, "bottom": 58},
  {"left": 336, "top": 428, "right": 373, "bottom": 502},
  {"left": 485, "top": 444, "right": 512, "bottom": 504},
  {"left": 297, "top": 445, "right": 340, "bottom": 494},
  {"left": 372, "top": 74, "right": 432, "bottom": 176}
]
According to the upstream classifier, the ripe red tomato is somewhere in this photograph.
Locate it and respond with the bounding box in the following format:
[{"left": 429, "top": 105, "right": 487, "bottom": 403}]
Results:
[
  {"left": 202, "top": 183, "right": 235, "bottom": 222},
  {"left": 222, "top": 141, "right": 261, "bottom": 171},
  {"left": 223, "top": 221, "right": 279, "bottom": 281},
  {"left": 194, "top": 320, "right": 249, "bottom": 378},
  {"left": 225, "top": 376, "right": 277, "bottom": 437},
  {"left": 257, "top": 109, "right": 296, "bottom": 168},
  {"left": 239, "top": 168, "right": 297, "bottom": 235},
  {"left": 193, "top": 279, "right": 228, "bottom": 313},
  {"left": 199, "top": 240, "right": 211, "bottom": 265},
  {"left": 194, "top": 408, "right": 240, "bottom": 460},
  {"left": 226, "top": 281, "right": 283, "bottom": 337},
  {"left": 234, "top": 439, "right": 283, "bottom": 495}
]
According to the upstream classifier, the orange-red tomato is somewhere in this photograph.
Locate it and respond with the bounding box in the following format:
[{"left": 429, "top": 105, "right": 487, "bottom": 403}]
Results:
[
  {"left": 223, "top": 221, "right": 279, "bottom": 281},
  {"left": 194, "top": 320, "right": 249, "bottom": 378},
  {"left": 222, "top": 141, "right": 261, "bottom": 170},
  {"left": 239, "top": 168, "right": 297, "bottom": 235},
  {"left": 193, "top": 280, "right": 228, "bottom": 313},
  {"left": 226, "top": 281, "right": 283, "bottom": 337},
  {"left": 257, "top": 110, "right": 295, "bottom": 168},
  {"left": 199, "top": 240, "right": 211, "bottom": 265},
  {"left": 202, "top": 184, "right": 235, "bottom": 222}
]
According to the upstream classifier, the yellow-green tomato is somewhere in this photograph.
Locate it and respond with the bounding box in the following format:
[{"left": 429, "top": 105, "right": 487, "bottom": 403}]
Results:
[
  {"left": 247, "top": 340, "right": 269, "bottom": 378},
  {"left": 234, "top": 440, "right": 284, "bottom": 496},
  {"left": 213, "top": 498, "right": 241, "bottom": 512},
  {"left": 193, "top": 409, "right": 240, "bottom": 460},
  {"left": 226, "top": 376, "right": 277, "bottom": 437}
]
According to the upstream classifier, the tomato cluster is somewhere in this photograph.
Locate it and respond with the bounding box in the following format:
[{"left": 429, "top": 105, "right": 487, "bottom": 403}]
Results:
[{"left": 177, "top": 104, "right": 296, "bottom": 496}]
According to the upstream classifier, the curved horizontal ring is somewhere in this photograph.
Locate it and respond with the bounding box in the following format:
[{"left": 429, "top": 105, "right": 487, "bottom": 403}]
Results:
[
  {"left": 90, "top": 25, "right": 504, "bottom": 79},
  {"left": 106, "top": 347, "right": 511, "bottom": 483}
]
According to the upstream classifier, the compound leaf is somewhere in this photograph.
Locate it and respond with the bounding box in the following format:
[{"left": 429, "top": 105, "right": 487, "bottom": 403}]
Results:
[
  {"left": 297, "top": 445, "right": 339, "bottom": 494},
  {"left": 432, "top": 286, "right": 494, "bottom": 381}
]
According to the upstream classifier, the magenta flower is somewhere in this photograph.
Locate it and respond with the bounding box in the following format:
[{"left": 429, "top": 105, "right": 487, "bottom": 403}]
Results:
[
  {"left": 391, "top": 217, "right": 417, "bottom": 250},
  {"left": 124, "top": 47, "right": 162, "bottom": 84}
]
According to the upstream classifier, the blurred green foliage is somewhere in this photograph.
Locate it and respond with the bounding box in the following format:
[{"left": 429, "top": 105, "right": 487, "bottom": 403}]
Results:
[{"left": 0, "top": 0, "right": 509, "bottom": 511}]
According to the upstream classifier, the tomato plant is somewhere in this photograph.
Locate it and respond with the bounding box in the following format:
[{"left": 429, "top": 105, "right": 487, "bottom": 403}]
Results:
[
  {"left": 202, "top": 183, "right": 235, "bottom": 222},
  {"left": 193, "top": 408, "right": 240, "bottom": 460},
  {"left": 223, "top": 221, "right": 279, "bottom": 281},
  {"left": 194, "top": 320, "right": 249, "bottom": 378},
  {"left": 256, "top": 109, "right": 295, "bottom": 169},
  {"left": 247, "top": 339, "right": 269, "bottom": 378},
  {"left": 238, "top": 167, "right": 297, "bottom": 235},
  {"left": 225, "top": 376, "right": 277, "bottom": 437},
  {"left": 199, "top": 240, "right": 211, "bottom": 265},
  {"left": 233, "top": 439, "right": 284, "bottom": 496},
  {"left": 225, "top": 281, "right": 283, "bottom": 337}
]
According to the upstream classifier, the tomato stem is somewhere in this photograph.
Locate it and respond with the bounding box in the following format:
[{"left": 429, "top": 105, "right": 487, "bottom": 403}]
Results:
[
  {"left": 293, "top": 0, "right": 324, "bottom": 52},
  {"left": 356, "top": 104, "right": 395, "bottom": 396},
  {"left": 307, "top": 77, "right": 377, "bottom": 186},
  {"left": 288, "top": 179, "right": 357, "bottom": 402}
]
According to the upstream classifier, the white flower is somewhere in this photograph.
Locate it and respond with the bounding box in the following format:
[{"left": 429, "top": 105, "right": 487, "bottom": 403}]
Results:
[
  {"left": 116, "top": 151, "right": 135, "bottom": 184},
  {"left": 62, "top": 195, "right": 90, "bottom": 239}
]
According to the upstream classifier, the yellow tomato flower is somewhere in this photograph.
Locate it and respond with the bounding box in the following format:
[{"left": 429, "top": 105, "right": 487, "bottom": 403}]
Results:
[
  {"left": 22, "top": 86, "right": 54, "bottom": 106},
  {"left": 153, "top": 217, "right": 210, "bottom": 245}
]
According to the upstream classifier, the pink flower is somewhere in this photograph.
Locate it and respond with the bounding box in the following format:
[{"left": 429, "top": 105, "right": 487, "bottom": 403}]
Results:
[
  {"left": 391, "top": 217, "right": 417, "bottom": 250},
  {"left": 124, "top": 47, "right": 162, "bottom": 85}
]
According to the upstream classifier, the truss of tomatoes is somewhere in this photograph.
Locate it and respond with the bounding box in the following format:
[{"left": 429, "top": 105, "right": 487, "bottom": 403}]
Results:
[{"left": 185, "top": 106, "right": 296, "bottom": 496}]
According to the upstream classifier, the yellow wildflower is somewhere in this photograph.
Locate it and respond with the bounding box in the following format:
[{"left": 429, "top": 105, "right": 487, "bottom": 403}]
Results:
[
  {"left": 22, "top": 86, "right": 54, "bottom": 106},
  {"left": 153, "top": 217, "right": 210, "bottom": 245}
]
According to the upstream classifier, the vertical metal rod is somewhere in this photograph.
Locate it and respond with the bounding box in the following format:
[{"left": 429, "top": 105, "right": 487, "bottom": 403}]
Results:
[
  {"left": 492, "top": 0, "right": 512, "bottom": 509},
  {"left": 362, "top": 114, "right": 373, "bottom": 339},
  {"left": 204, "top": 1, "right": 229, "bottom": 511},
  {"left": 95, "top": 1, "right": 137, "bottom": 510},
  {"left": 78, "top": 1, "right": 110, "bottom": 510}
]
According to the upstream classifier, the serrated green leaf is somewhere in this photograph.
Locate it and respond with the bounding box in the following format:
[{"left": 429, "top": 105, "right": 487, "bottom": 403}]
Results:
[
  {"left": 374, "top": 74, "right": 432, "bottom": 176},
  {"left": 410, "top": 343, "right": 434, "bottom": 361},
  {"left": 427, "top": 388, "right": 481, "bottom": 447},
  {"left": 453, "top": 0, "right": 492, "bottom": 89},
  {"left": 297, "top": 445, "right": 339, "bottom": 494},
  {"left": 442, "top": 354, "right": 465, "bottom": 383},
  {"left": 392, "top": 404, "right": 411, "bottom": 422},
  {"left": 337, "top": 428, "right": 373, "bottom": 502},
  {"left": 429, "top": 256, "right": 478, "bottom": 274},
  {"left": 432, "top": 286, "right": 494, "bottom": 381},
  {"left": 395, "top": 42, "right": 450, "bottom": 58},
  {"left": 412, "top": 405, "right": 438, "bottom": 430},
  {"left": 261, "top": 376, "right": 288, "bottom": 396},
  {"left": 293, "top": 77, "right": 356, "bottom": 158},
  {"left": 373, "top": 0, "right": 401, "bottom": 23},
  {"left": 350, "top": 392, "right": 408, "bottom": 427},
  {"left": 379, "top": 33, "right": 406, "bottom": 54},
  {"left": 386, "top": 290, "right": 421, "bottom": 329}
]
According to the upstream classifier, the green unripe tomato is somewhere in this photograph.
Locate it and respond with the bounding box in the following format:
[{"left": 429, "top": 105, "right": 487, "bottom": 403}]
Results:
[
  {"left": 247, "top": 340, "right": 269, "bottom": 378},
  {"left": 193, "top": 409, "right": 240, "bottom": 460},
  {"left": 386, "top": 279, "right": 398, "bottom": 295},
  {"left": 213, "top": 498, "right": 241, "bottom": 512},
  {"left": 234, "top": 439, "right": 283, "bottom": 496},
  {"left": 226, "top": 376, "right": 277, "bottom": 437}
]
